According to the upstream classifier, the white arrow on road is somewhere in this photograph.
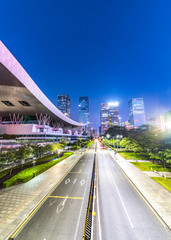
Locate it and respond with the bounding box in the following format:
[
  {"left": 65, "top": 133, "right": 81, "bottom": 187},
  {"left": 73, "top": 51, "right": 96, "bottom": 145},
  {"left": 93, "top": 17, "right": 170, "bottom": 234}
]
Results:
[{"left": 56, "top": 195, "right": 68, "bottom": 214}]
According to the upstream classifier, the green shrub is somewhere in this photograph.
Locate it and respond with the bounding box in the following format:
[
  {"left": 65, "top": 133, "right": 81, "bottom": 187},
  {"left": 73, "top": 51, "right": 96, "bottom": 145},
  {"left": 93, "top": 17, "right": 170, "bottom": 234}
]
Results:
[
  {"left": 86, "top": 141, "right": 94, "bottom": 148},
  {"left": 3, "top": 152, "right": 73, "bottom": 188}
]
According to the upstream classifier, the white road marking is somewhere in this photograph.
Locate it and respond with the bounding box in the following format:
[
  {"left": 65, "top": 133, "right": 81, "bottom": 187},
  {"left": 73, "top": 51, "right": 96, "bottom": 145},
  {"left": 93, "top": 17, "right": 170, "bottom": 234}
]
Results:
[
  {"left": 80, "top": 179, "right": 85, "bottom": 186},
  {"left": 79, "top": 169, "right": 82, "bottom": 172},
  {"left": 56, "top": 195, "right": 68, "bottom": 214},
  {"left": 82, "top": 163, "right": 85, "bottom": 166},
  {"left": 73, "top": 178, "right": 77, "bottom": 184},
  {"left": 74, "top": 173, "right": 89, "bottom": 240},
  {"left": 108, "top": 166, "right": 134, "bottom": 228},
  {"left": 65, "top": 178, "right": 70, "bottom": 184}
]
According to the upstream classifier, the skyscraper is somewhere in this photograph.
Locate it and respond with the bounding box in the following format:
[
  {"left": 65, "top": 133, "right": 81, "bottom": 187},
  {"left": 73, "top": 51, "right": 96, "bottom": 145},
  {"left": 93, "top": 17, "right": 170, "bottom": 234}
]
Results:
[
  {"left": 57, "top": 95, "right": 70, "bottom": 118},
  {"left": 128, "top": 98, "right": 146, "bottom": 127},
  {"left": 100, "top": 102, "right": 120, "bottom": 135},
  {"left": 79, "top": 97, "right": 89, "bottom": 124}
]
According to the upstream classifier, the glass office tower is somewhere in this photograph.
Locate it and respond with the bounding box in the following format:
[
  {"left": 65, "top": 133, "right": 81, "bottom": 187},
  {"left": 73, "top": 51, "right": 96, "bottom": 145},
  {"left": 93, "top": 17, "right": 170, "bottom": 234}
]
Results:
[
  {"left": 58, "top": 95, "right": 70, "bottom": 118},
  {"left": 100, "top": 102, "right": 120, "bottom": 135},
  {"left": 79, "top": 96, "right": 89, "bottom": 124},
  {"left": 128, "top": 98, "right": 146, "bottom": 127}
]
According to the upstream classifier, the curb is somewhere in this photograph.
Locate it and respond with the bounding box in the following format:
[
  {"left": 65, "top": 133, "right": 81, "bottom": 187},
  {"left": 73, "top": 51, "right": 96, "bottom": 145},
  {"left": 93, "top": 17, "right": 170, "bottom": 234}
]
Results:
[{"left": 108, "top": 151, "right": 171, "bottom": 231}]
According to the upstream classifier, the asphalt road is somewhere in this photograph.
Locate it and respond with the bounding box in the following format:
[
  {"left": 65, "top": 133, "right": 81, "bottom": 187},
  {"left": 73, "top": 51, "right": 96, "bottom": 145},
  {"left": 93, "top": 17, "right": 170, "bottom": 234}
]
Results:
[
  {"left": 95, "top": 146, "right": 171, "bottom": 240},
  {"left": 13, "top": 145, "right": 95, "bottom": 240}
]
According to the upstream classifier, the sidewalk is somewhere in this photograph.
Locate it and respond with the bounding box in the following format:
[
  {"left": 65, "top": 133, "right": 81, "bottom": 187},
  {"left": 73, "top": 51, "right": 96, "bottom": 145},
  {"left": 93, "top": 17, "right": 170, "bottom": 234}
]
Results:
[
  {"left": 108, "top": 151, "right": 171, "bottom": 230},
  {"left": 0, "top": 152, "right": 82, "bottom": 240}
]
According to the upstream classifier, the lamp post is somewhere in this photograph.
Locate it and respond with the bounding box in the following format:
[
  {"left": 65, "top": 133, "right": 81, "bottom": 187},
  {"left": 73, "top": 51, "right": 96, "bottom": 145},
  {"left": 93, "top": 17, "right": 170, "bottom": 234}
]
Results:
[
  {"left": 116, "top": 135, "right": 123, "bottom": 150},
  {"left": 116, "top": 135, "right": 119, "bottom": 151},
  {"left": 107, "top": 134, "right": 116, "bottom": 157}
]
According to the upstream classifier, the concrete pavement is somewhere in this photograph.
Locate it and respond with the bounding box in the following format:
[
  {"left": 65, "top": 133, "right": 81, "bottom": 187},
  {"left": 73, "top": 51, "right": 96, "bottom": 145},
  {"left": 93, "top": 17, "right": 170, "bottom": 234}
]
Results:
[
  {"left": 0, "top": 151, "right": 84, "bottom": 240},
  {"left": 109, "top": 150, "right": 171, "bottom": 230}
]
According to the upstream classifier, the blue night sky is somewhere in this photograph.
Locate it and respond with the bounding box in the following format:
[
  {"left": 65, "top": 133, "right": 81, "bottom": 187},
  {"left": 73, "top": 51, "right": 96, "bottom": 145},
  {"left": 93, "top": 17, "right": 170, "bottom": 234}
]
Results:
[{"left": 0, "top": 0, "right": 171, "bottom": 129}]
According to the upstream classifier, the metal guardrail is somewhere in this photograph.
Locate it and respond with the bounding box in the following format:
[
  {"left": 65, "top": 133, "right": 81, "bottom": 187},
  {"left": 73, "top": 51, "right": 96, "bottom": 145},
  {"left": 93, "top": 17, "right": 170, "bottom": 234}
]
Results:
[{"left": 83, "top": 153, "right": 95, "bottom": 240}]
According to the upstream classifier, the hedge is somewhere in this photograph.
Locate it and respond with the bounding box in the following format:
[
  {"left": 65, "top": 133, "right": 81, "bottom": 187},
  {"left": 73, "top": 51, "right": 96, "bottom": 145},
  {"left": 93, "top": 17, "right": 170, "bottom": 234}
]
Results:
[{"left": 3, "top": 152, "right": 73, "bottom": 188}]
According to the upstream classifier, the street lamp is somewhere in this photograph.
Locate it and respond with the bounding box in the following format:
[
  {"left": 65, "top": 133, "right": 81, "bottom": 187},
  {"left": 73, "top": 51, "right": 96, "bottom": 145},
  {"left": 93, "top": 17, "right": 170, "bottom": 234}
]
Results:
[
  {"left": 116, "top": 135, "right": 123, "bottom": 150},
  {"left": 106, "top": 134, "right": 110, "bottom": 139}
]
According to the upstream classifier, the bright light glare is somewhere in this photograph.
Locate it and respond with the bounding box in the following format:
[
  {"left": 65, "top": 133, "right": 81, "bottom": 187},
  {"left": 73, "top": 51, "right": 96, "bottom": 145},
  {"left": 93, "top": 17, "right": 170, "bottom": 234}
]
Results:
[
  {"left": 108, "top": 102, "right": 119, "bottom": 107},
  {"left": 166, "top": 123, "right": 171, "bottom": 129},
  {"left": 106, "top": 134, "right": 110, "bottom": 139}
]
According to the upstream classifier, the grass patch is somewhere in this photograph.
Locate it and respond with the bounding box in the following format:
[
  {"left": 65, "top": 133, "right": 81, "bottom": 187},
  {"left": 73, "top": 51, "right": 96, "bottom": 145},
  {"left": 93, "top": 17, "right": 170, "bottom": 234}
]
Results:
[
  {"left": 3, "top": 152, "right": 73, "bottom": 188},
  {"left": 118, "top": 151, "right": 149, "bottom": 160},
  {"left": 87, "top": 141, "right": 94, "bottom": 148},
  {"left": 131, "top": 162, "right": 171, "bottom": 172},
  {"left": 151, "top": 177, "right": 171, "bottom": 192}
]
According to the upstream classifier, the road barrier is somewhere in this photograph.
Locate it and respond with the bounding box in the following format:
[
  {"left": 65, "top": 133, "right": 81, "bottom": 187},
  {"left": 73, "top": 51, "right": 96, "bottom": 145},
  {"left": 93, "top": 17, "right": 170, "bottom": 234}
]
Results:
[{"left": 83, "top": 153, "right": 95, "bottom": 240}]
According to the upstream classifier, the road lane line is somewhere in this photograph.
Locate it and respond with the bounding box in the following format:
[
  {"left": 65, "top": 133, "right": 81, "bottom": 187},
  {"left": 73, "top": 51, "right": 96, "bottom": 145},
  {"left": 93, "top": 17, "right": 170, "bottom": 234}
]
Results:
[
  {"left": 107, "top": 164, "right": 134, "bottom": 228},
  {"left": 73, "top": 178, "right": 77, "bottom": 184},
  {"left": 96, "top": 153, "right": 102, "bottom": 240},
  {"left": 74, "top": 158, "right": 94, "bottom": 240},
  {"left": 49, "top": 196, "right": 83, "bottom": 199}
]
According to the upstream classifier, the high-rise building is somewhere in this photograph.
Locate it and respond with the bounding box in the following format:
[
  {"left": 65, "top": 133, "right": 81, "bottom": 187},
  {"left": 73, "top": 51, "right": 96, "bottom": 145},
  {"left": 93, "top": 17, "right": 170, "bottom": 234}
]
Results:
[
  {"left": 57, "top": 95, "right": 70, "bottom": 118},
  {"left": 79, "top": 97, "right": 89, "bottom": 125},
  {"left": 128, "top": 98, "right": 146, "bottom": 128},
  {"left": 162, "top": 111, "right": 171, "bottom": 132},
  {"left": 100, "top": 102, "right": 120, "bottom": 135}
]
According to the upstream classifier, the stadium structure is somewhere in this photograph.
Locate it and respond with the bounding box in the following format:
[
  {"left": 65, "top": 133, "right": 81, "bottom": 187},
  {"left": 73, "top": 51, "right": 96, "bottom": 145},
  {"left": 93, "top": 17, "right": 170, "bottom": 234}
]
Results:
[{"left": 0, "top": 41, "right": 85, "bottom": 140}]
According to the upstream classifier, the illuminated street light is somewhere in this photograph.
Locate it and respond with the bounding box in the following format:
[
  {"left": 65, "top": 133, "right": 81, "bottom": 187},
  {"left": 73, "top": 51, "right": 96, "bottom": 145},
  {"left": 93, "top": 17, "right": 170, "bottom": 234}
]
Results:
[{"left": 106, "top": 134, "right": 110, "bottom": 139}]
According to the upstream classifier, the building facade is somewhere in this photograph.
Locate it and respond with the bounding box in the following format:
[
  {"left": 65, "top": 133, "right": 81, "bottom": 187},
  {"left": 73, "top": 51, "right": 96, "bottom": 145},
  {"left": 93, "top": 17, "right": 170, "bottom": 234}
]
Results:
[
  {"left": 58, "top": 95, "right": 70, "bottom": 118},
  {"left": 0, "top": 41, "right": 85, "bottom": 140},
  {"left": 128, "top": 98, "right": 146, "bottom": 128},
  {"left": 100, "top": 102, "right": 120, "bottom": 136},
  {"left": 162, "top": 111, "right": 171, "bottom": 132},
  {"left": 79, "top": 97, "right": 89, "bottom": 124}
]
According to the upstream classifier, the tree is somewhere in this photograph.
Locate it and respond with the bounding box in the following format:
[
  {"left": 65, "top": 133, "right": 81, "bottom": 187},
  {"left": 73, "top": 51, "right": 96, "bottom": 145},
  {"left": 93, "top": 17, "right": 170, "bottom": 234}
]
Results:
[
  {"left": 50, "top": 143, "right": 63, "bottom": 153},
  {"left": 5, "top": 149, "right": 17, "bottom": 175},
  {"left": 105, "top": 126, "right": 128, "bottom": 138},
  {"left": 149, "top": 149, "right": 171, "bottom": 168},
  {"left": 31, "top": 144, "right": 44, "bottom": 159},
  {"left": 15, "top": 145, "right": 32, "bottom": 167}
]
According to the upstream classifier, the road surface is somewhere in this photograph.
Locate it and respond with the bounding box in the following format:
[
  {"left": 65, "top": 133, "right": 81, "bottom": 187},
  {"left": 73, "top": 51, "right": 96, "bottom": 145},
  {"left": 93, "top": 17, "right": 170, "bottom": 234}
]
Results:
[
  {"left": 13, "top": 145, "right": 95, "bottom": 240},
  {"left": 95, "top": 146, "right": 171, "bottom": 240}
]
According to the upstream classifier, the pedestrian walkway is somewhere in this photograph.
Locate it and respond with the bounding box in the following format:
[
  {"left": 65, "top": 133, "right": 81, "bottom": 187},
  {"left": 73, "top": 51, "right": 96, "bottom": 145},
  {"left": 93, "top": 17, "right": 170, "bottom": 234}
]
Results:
[
  {"left": 108, "top": 151, "right": 171, "bottom": 230},
  {"left": 0, "top": 152, "right": 82, "bottom": 240}
]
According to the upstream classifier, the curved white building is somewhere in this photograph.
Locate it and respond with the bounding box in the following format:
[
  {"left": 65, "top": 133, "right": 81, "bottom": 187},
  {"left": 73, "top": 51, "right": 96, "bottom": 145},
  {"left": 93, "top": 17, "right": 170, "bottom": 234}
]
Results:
[{"left": 0, "top": 41, "right": 85, "bottom": 139}]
